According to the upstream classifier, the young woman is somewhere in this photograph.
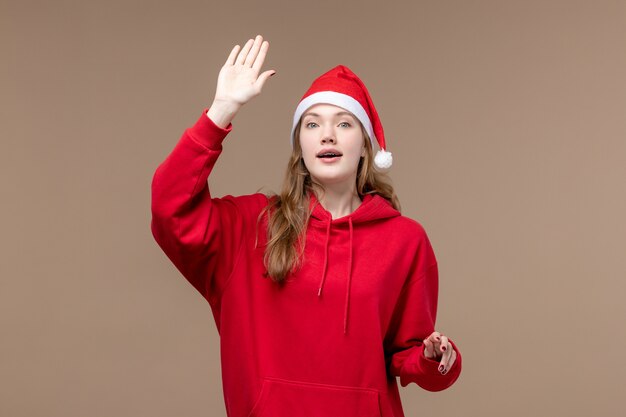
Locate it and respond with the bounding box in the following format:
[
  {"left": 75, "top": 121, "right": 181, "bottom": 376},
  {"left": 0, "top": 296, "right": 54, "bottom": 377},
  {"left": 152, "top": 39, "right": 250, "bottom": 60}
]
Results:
[{"left": 151, "top": 34, "right": 462, "bottom": 417}]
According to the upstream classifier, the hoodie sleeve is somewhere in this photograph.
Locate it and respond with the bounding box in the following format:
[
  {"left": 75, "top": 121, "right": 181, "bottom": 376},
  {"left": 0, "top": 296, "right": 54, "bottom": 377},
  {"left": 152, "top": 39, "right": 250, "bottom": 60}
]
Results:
[
  {"left": 384, "top": 226, "right": 463, "bottom": 392},
  {"left": 150, "top": 108, "right": 252, "bottom": 307}
]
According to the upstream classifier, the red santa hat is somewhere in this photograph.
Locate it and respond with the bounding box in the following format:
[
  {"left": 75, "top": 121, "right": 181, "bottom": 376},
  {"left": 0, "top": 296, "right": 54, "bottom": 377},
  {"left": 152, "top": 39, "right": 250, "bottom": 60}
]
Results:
[{"left": 290, "top": 65, "right": 393, "bottom": 169}]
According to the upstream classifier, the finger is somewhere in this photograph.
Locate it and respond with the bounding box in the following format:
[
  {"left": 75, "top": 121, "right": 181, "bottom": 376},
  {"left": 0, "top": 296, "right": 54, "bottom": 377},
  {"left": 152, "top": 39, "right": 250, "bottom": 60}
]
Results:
[
  {"left": 440, "top": 335, "right": 449, "bottom": 354},
  {"left": 244, "top": 35, "right": 263, "bottom": 67},
  {"left": 424, "top": 333, "right": 439, "bottom": 358},
  {"left": 425, "top": 337, "right": 440, "bottom": 359},
  {"left": 225, "top": 44, "right": 241, "bottom": 66},
  {"left": 431, "top": 335, "right": 442, "bottom": 356},
  {"left": 427, "top": 331, "right": 439, "bottom": 342},
  {"left": 442, "top": 348, "right": 457, "bottom": 375},
  {"left": 428, "top": 331, "right": 442, "bottom": 349},
  {"left": 235, "top": 38, "right": 254, "bottom": 66},
  {"left": 438, "top": 346, "right": 451, "bottom": 374},
  {"left": 252, "top": 40, "right": 270, "bottom": 72},
  {"left": 254, "top": 69, "right": 276, "bottom": 91},
  {"left": 440, "top": 342, "right": 452, "bottom": 373},
  {"left": 423, "top": 339, "right": 433, "bottom": 358},
  {"left": 435, "top": 336, "right": 448, "bottom": 373}
]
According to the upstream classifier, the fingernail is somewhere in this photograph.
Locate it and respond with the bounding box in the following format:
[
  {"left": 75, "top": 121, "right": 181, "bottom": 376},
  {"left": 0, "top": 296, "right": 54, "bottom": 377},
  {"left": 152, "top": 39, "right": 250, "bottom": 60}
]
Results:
[
  {"left": 442, "top": 369, "right": 448, "bottom": 375},
  {"left": 441, "top": 346, "right": 446, "bottom": 351},
  {"left": 270, "top": 72, "right": 276, "bottom": 76},
  {"left": 438, "top": 365, "right": 444, "bottom": 372}
]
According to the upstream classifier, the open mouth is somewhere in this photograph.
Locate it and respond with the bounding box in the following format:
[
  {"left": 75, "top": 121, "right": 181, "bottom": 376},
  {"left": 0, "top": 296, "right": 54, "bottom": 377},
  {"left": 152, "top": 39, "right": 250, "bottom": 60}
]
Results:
[{"left": 316, "top": 152, "right": 343, "bottom": 159}]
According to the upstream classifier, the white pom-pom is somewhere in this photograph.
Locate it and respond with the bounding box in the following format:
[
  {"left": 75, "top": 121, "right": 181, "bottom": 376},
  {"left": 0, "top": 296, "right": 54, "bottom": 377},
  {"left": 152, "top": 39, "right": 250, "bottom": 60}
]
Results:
[{"left": 374, "top": 149, "right": 393, "bottom": 169}]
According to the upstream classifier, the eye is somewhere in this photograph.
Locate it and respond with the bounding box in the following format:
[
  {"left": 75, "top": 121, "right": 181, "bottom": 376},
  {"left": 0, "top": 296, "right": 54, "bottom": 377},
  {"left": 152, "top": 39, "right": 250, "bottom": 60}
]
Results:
[
  {"left": 339, "top": 122, "right": 352, "bottom": 128},
  {"left": 305, "top": 122, "right": 318, "bottom": 128}
]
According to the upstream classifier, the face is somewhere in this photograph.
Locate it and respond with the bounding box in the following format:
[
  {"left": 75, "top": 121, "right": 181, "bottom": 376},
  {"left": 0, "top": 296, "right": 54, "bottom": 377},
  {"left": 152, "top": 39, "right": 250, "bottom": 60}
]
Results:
[{"left": 298, "top": 103, "right": 366, "bottom": 188}]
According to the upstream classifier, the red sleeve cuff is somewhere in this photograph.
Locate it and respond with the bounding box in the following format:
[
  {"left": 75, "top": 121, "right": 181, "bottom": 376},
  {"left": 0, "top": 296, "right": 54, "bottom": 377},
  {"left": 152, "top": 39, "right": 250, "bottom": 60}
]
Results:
[
  {"left": 400, "top": 339, "right": 462, "bottom": 391},
  {"left": 185, "top": 108, "right": 233, "bottom": 150}
]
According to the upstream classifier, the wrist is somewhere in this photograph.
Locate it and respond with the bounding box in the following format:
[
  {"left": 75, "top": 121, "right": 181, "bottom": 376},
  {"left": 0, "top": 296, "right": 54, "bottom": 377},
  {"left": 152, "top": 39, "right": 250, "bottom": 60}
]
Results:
[
  {"left": 206, "top": 99, "right": 241, "bottom": 129},
  {"left": 211, "top": 98, "right": 242, "bottom": 114}
]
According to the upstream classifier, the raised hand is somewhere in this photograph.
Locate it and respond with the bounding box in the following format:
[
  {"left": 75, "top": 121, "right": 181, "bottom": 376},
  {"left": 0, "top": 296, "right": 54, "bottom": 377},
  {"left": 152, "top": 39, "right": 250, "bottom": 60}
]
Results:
[
  {"left": 423, "top": 331, "right": 457, "bottom": 375},
  {"left": 214, "top": 35, "right": 275, "bottom": 107},
  {"left": 207, "top": 35, "right": 276, "bottom": 128}
]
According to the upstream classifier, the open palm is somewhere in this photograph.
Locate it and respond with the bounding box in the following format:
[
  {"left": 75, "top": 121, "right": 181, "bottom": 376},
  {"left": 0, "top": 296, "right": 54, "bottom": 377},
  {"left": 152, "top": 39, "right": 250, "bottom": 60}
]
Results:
[{"left": 213, "top": 35, "right": 275, "bottom": 107}]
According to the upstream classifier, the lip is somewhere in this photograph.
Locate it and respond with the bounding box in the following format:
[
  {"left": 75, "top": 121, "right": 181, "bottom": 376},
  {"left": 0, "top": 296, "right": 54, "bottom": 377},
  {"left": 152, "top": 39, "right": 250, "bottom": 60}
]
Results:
[
  {"left": 317, "top": 155, "right": 341, "bottom": 164},
  {"left": 316, "top": 148, "right": 343, "bottom": 158}
]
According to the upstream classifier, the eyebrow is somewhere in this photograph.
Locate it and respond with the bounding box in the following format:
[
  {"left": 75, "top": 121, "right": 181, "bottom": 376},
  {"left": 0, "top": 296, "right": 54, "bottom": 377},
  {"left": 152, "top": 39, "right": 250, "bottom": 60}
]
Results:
[{"left": 302, "top": 111, "right": 355, "bottom": 119}]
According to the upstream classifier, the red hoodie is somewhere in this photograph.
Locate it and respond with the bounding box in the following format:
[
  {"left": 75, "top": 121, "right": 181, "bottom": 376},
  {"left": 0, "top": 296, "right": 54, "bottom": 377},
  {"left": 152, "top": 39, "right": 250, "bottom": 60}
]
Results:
[{"left": 150, "top": 109, "right": 462, "bottom": 417}]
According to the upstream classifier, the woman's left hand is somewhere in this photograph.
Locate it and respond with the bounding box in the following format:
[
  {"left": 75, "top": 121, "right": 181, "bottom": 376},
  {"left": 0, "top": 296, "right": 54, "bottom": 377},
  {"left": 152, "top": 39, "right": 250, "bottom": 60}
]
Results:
[{"left": 423, "top": 331, "right": 457, "bottom": 375}]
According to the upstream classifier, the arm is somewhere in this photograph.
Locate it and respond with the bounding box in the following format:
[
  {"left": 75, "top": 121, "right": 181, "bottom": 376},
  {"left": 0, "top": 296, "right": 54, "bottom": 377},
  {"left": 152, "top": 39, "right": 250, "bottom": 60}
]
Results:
[
  {"left": 150, "top": 35, "right": 276, "bottom": 307},
  {"left": 384, "top": 227, "right": 463, "bottom": 392},
  {"left": 150, "top": 109, "right": 242, "bottom": 306}
]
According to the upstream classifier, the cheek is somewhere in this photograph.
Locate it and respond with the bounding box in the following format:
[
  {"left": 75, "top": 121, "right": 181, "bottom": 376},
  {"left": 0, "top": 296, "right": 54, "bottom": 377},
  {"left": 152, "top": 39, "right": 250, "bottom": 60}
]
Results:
[
  {"left": 299, "top": 133, "right": 316, "bottom": 159},
  {"left": 299, "top": 143, "right": 314, "bottom": 161},
  {"left": 345, "top": 134, "right": 365, "bottom": 158}
]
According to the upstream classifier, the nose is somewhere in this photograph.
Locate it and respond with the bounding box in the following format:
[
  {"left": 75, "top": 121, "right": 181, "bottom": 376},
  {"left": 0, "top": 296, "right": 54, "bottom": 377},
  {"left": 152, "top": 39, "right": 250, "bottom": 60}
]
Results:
[{"left": 321, "top": 125, "right": 336, "bottom": 144}]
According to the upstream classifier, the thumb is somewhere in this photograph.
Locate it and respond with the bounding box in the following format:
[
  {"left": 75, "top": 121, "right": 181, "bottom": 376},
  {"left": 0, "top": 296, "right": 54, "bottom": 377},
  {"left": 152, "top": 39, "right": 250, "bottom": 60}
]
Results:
[{"left": 255, "top": 70, "right": 276, "bottom": 91}]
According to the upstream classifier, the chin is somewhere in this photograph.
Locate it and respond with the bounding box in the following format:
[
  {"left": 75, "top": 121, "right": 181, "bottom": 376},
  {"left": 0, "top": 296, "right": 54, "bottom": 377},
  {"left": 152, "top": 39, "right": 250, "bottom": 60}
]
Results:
[
  {"left": 310, "top": 173, "right": 352, "bottom": 186},
  {"left": 305, "top": 161, "right": 358, "bottom": 186}
]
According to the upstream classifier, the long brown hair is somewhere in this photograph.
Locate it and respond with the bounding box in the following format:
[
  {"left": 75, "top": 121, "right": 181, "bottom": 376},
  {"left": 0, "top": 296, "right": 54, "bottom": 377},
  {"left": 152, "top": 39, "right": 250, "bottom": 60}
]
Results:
[{"left": 256, "top": 118, "right": 400, "bottom": 284}]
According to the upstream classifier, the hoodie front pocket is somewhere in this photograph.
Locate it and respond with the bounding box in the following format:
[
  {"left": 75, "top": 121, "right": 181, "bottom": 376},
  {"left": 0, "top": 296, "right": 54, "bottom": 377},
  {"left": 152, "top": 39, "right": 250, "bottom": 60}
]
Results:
[{"left": 247, "top": 376, "right": 382, "bottom": 417}]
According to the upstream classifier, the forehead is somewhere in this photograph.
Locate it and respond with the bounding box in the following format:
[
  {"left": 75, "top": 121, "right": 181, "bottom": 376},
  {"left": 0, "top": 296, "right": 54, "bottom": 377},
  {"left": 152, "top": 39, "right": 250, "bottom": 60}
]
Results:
[{"left": 302, "top": 103, "right": 356, "bottom": 119}]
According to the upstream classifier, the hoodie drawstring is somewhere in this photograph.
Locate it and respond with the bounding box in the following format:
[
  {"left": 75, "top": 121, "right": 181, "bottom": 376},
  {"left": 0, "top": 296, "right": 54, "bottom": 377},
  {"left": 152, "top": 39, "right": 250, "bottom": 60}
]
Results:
[
  {"left": 317, "top": 220, "right": 331, "bottom": 297},
  {"left": 317, "top": 217, "right": 354, "bottom": 336},
  {"left": 343, "top": 217, "right": 353, "bottom": 335}
]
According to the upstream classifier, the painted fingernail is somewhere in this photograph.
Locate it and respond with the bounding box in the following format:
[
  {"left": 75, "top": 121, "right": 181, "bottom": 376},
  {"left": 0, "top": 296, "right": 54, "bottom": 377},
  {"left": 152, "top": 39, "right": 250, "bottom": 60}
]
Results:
[
  {"left": 441, "top": 346, "right": 446, "bottom": 351},
  {"left": 442, "top": 369, "right": 448, "bottom": 375},
  {"left": 439, "top": 365, "right": 444, "bottom": 372}
]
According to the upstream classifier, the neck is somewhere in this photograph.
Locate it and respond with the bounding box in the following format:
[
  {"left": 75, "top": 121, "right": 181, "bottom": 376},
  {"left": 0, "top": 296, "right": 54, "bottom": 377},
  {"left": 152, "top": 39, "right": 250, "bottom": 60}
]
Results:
[{"left": 312, "top": 182, "right": 362, "bottom": 219}]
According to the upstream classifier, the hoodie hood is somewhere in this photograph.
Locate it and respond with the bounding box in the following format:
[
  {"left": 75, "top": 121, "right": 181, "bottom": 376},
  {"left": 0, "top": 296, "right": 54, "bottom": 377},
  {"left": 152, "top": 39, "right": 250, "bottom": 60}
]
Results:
[{"left": 306, "top": 191, "right": 400, "bottom": 335}]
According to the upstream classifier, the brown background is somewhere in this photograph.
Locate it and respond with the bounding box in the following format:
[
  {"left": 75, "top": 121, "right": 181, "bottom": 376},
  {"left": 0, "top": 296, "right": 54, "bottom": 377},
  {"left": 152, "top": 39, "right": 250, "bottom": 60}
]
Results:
[{"left": 2, "top": 0, "right": 625, "bottom": 416}]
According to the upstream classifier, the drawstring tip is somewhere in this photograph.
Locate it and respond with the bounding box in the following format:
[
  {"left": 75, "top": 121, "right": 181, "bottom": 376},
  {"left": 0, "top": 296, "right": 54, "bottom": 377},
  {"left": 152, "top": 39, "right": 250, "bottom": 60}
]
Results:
[{"left": 317, "top": 287, "right": 322, "bottom": 296}]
